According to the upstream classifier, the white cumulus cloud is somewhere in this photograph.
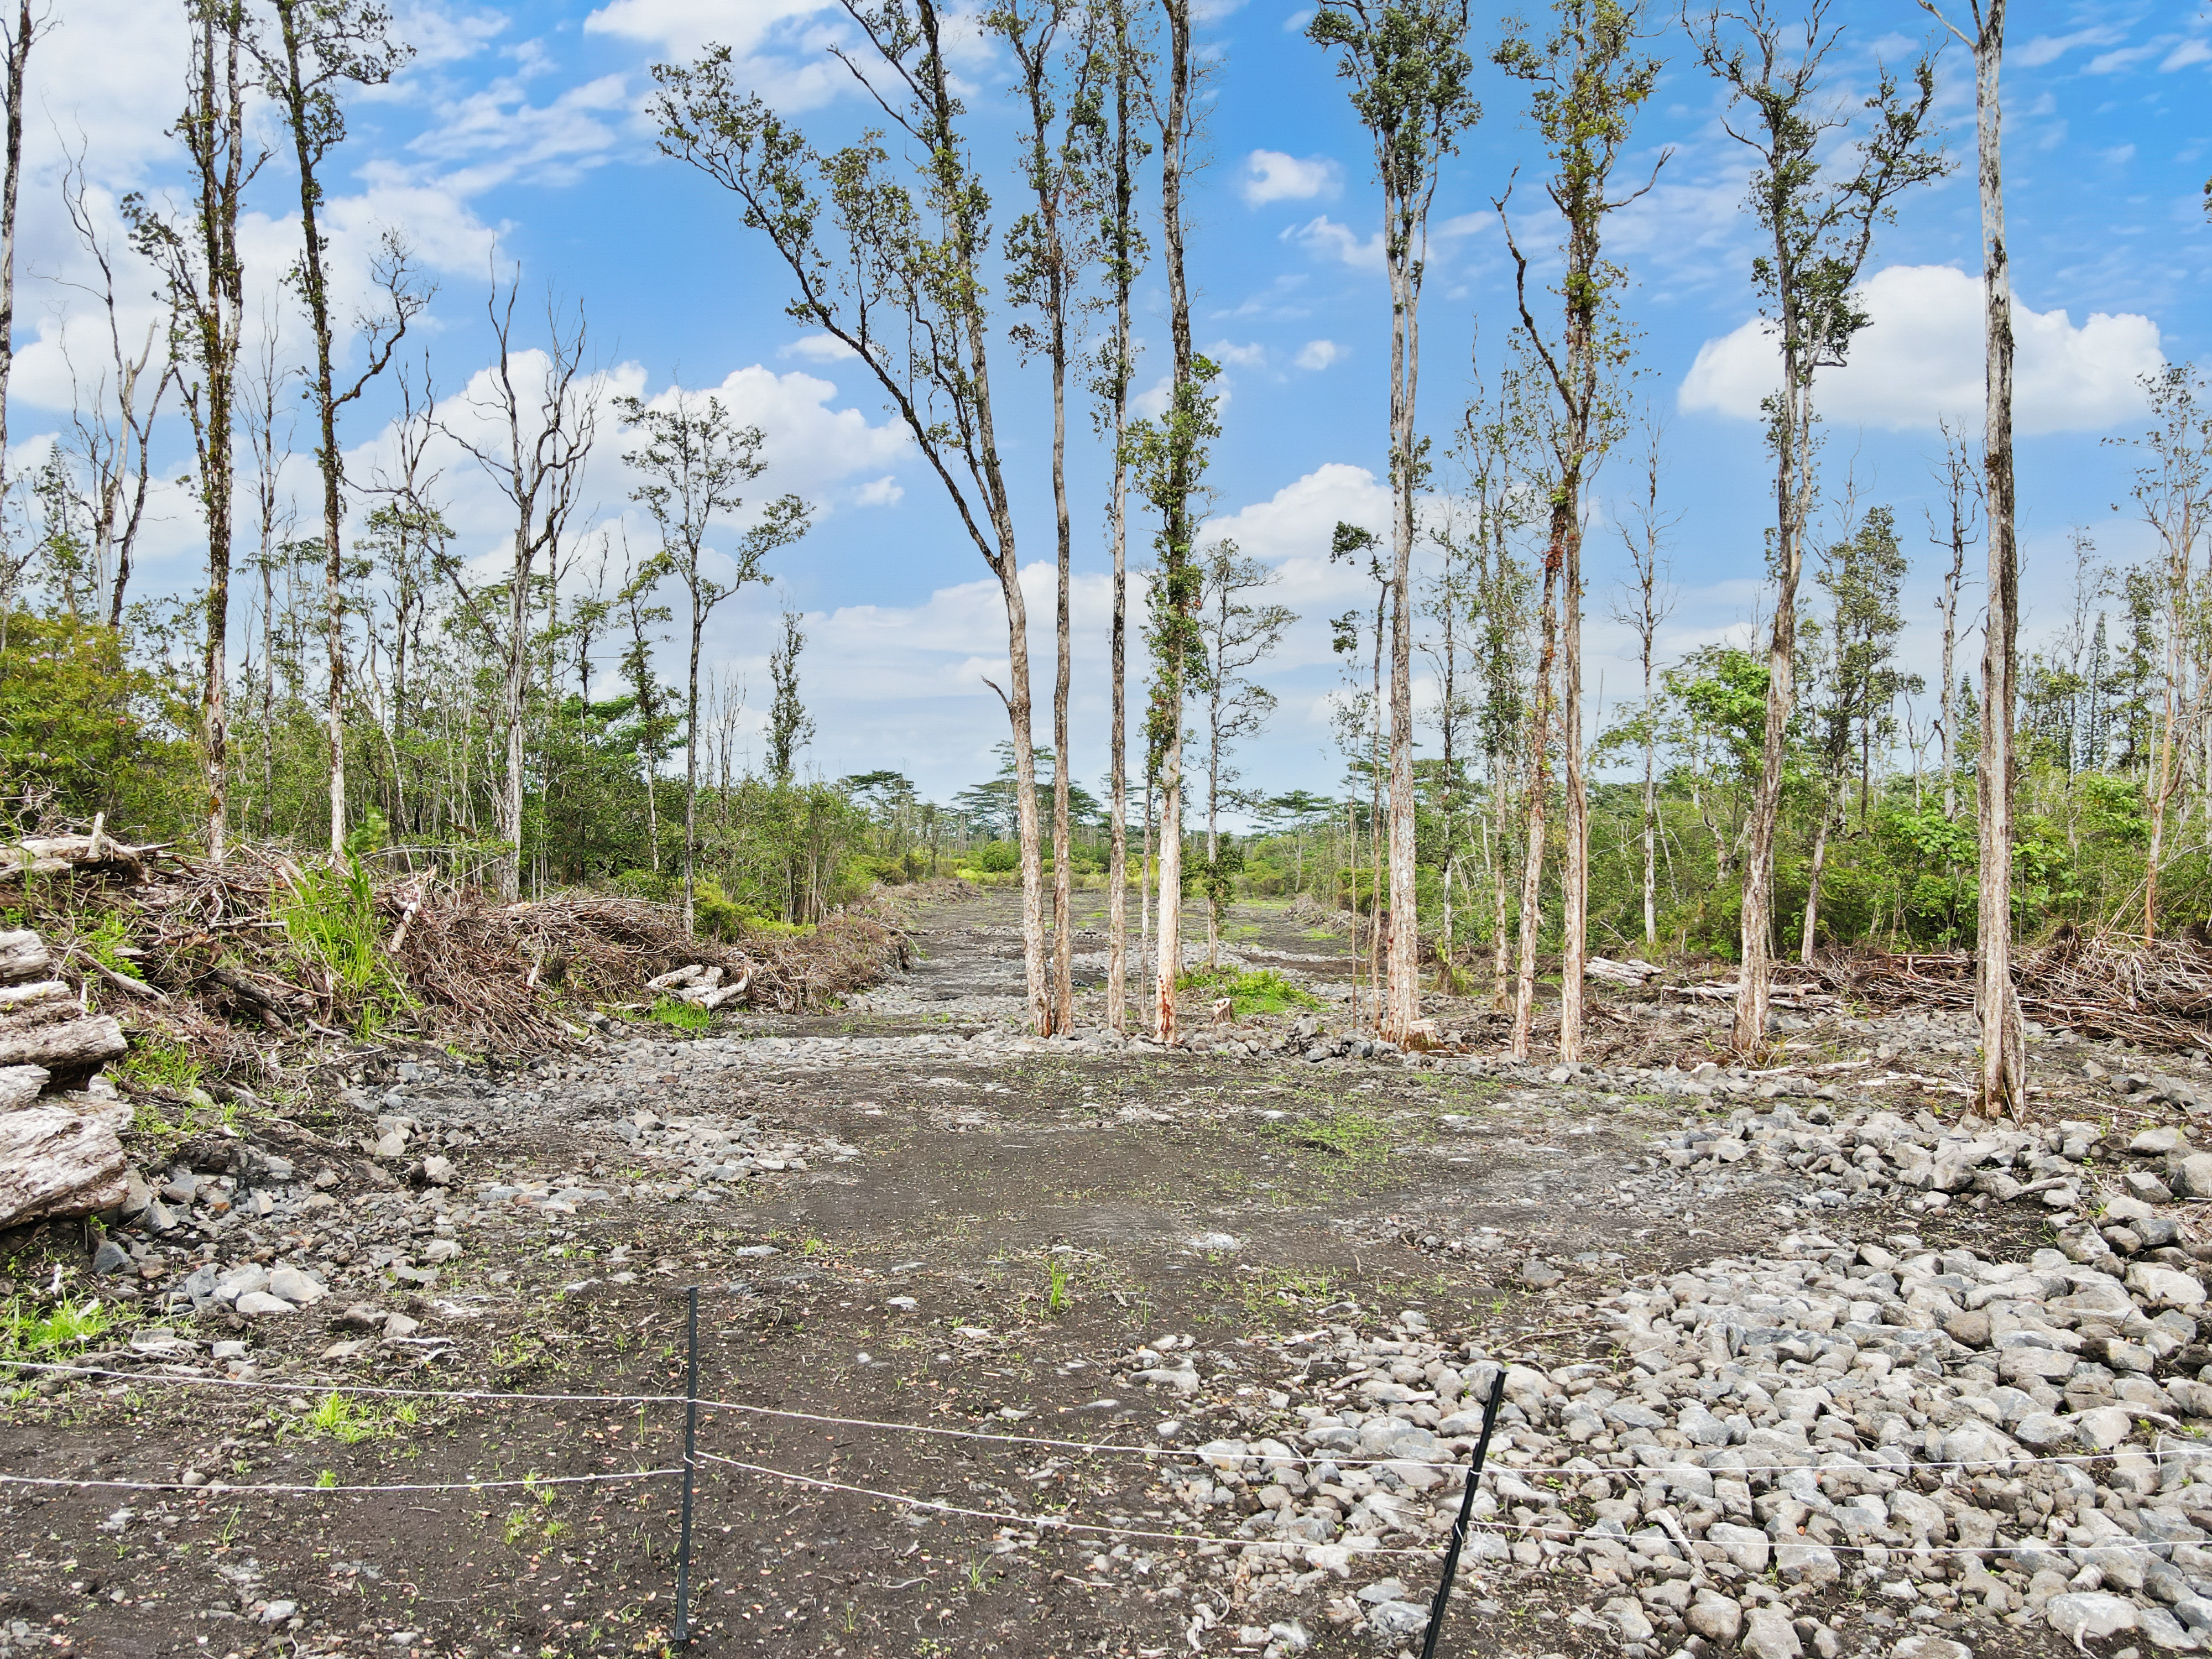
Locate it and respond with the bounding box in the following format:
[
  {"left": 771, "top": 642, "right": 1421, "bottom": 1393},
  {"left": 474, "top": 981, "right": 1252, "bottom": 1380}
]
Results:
[
  {"left": 1281, "top": 215, "right": 1383, "bottom": 272},
  {"left": 1239, "top": 149, "right": 1342, "bottom": 205},
  {"left": 1294, "top": 340, "right": 1342, "bottom": 371},
  {"left": 1677, "top": 264, "right": 2164, "bottom": 436}
]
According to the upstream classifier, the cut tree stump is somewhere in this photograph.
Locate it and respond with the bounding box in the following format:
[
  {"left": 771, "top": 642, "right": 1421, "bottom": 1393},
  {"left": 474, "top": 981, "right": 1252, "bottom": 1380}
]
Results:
[
  {"left": 0, "top": 1100, "right": 129, "bottom": 1229},
  {"left": 0, "top": 979, "right": 129, "bottom": 1081}
]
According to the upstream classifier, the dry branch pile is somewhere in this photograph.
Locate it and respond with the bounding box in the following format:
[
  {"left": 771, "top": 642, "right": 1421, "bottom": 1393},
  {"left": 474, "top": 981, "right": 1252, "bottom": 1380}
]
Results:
[
  {"left": 1808, "top": 931, "right": 2212, "bottom": 1052},
  {"left": 6, "top": 838, "right": 908, "bottom": 1065}
]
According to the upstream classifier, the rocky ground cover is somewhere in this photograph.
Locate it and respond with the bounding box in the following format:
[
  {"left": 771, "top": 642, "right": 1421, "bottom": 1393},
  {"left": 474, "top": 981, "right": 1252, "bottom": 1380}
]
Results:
[{"left": 3, "top": 890, "right": 2212, "bottom": 1659}]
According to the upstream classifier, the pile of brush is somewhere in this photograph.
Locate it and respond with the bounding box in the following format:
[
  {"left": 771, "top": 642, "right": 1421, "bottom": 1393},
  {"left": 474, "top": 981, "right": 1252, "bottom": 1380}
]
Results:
[
  {"left": 3, "top": 836, "right": 906, "bottom": 1067},
  {"left": 1807, "top": 926, "right": 2212, "bottom": 1052}
]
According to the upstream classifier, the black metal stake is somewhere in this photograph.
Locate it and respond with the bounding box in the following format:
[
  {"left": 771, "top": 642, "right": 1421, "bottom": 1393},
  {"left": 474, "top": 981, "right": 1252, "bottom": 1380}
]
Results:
[
  {"left": 1418, "top": 1368, "right": 1508, "bottom": 1659},
  {"left": 672, "top": 1286, "right": 701, "bottom": 1646}
]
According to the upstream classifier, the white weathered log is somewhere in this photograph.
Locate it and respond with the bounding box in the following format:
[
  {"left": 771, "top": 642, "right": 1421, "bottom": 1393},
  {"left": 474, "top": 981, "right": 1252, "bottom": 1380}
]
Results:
[
  {"left": 647, "top": 963, "right": 713, "bottom": 992},
  {"left": 0, "top": 833, "right": 150, "bottom": 883},
  {"left": 0, "top": 979, "right": 128, "bottom": 1075},
  {"left": 0, "top": 1063, "right": 49, "bottom": 1110},
  {"left": 0, "top": 1101, "right": 128, "bottom": 1228},
  {"left": 0, "top": 928, "right": 53, "bottom": 984},
  {"left": 1585, "top": 957, "right": 1663, "bottom": 986}
]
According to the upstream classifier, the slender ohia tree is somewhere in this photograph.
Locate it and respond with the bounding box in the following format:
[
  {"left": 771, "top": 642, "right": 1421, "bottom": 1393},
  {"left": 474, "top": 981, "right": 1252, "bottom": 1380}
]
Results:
[
  {"left": 1310, "top": 0, "right": 1477, "bottom": 1044},
  {"left": 1494, "top": 0, "right": 1663, "bottom": 1062},
  {"left": 1114, "top": 0, "right": 1212, "bottom": 1045},
  {"left": 1088, "top": 0, "right": 1149, "bottom": 1033},
  {"left": 1688, "top": 0, "right": 1945, "bottom": 1056},
  {"left": 654, "top": 0, "right": 1054, "bottom": 1032},
  {"left": 616, "top": 389, "right": 809, "bottom": 936},
  {"left": 1917, "top": 0, "right": 2022, "bottom": 1114},
  {"left": 260, "top": 0, "right": 421, "bottom": 857},
  {"left": 998, "top": 0, "right": 1104, "bottom": 1032},
  {"left": 447, "top": 283, "right": 595, "bottom": 905},
  {"left": 128, "top": 0, "right": 255, "bottom": 863},
  {"left": 0, "top": 0, "right": 35, "bottom": 515}
]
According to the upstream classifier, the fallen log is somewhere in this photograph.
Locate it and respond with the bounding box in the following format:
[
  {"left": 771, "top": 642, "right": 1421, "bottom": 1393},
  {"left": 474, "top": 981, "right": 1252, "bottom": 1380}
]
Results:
[
  {"left": 0, "top": 1063, "right": 48, "bottom": 1110},
  {"left": 0, "top": 928, "right": 53, "bottom": 984},
  {"left": 0, "top": 1100, "right": 129, "bottom": 1229},
  {"left": 0, "top": 832, "right": 152, "bottom": 883},
  {"left": 1585, "top": 957, "right": 1662, "bottom": 986},
  {"left": 0, "top": 980, "right": 128, "bottom": 1079}
]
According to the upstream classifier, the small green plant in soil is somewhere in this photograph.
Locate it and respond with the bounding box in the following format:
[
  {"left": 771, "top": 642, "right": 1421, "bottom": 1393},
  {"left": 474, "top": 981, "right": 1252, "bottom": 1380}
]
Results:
[
  {"left": 1175, "top": 965, "right": 1322, "bottom": 1017},
  {"left": 2, "top": 1295, "right": 118, "bottom": 1356},
  {"left": 1046, "top": 1256, "right": 1072, "bottom": 1314}
]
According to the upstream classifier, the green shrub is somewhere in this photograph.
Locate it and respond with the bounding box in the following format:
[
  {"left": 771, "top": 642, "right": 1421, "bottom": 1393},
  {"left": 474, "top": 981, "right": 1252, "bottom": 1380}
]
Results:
[
  {"left": 975, "top": 841, "right": 1018, "bottom": 874},
  {"left": 280, "top": 856, "right": 411, "bottom": 1034},
  {"left": 1176, "top": 965, "right": 1323, "bottom": 1017}
]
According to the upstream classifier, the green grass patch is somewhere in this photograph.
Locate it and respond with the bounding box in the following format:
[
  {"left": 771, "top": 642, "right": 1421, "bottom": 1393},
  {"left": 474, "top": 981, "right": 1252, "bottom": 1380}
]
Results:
[
  {"left": 114, "top": 1032, "right": 203, "bottom": 1097},
  {"left": 1274, "top": 1108, "right": 1390, "bottom": 1160},
  {"left": 285, "top": 1389, "right": 420, "bottom": 1445},
  {"left": 649, "top": 996, "right": 711, "bottom": 1032},
  {"left": 1175, "top": 966, "right": 1322, "bottom": 1017},
  {"left": 280, "top": 857, "right": 413, "bottom": 1035},
  {"left": 2, "top": 1295, "right": 118, "bottom": 1357}
]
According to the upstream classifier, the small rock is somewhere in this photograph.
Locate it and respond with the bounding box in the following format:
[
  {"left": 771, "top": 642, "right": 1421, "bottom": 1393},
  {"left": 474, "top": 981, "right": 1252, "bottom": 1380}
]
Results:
[
  {"left": 1744, "top": 1603, "right": 1803, "bottom": 1659},
  {"left": 419, "top": 1155, "right": 453, "bottom": 1187},
  {"left": 421, "top": 1238, "right": 461, "bottom": 1264},
  {"left": 2168, "top": 1153, "right": 2212, "bottom": 1199},
  {"left": 233, "top": 1290, "right": 295, "bottom": 1317},
  {"left": 2047, "top": 1592, "right": 2138, "bottom": 1647},
  {"left": 1519, "top": 1258, "right": 1562, "bottom": 1288},
  {"left": 1891, "top": 1639, "right": 1973, "bottom": 1659},
  {"left": 1603, "top": 1597, "right": 1655, "bottom": 1644},
  {"left": 1363, "top": 1602, "right": 1426, "bottom": 1640},
  {"left": 257, "top": 1600, "right": 296, "bottom": 1626},
  {"left": 1688, "top": 1595, "right": 1743, "bottom": 1646},
  {"left": 2130, "top": 1263, "right": 2208, "bottom": 1310},
  {"left": 1708, "top": 1522, "right": 1771, "bottom": 1574},
  {"left": 383, "top": 1312, "right": 420, "bottom": 1338},
  {"left": 267, "top": 1266, "right": 326, "bottom": 1306},
  {"left": 91, "top": 1238, "right": 131, "bottom": 1276}
]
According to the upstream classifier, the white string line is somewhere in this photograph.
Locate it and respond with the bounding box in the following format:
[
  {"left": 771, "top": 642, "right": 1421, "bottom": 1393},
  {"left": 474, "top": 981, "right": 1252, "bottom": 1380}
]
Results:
[
  {"left": 690, "top": 1449, "right": 1446, "bottom": 1559},
  {"left": 0, "top": 1467, "right": 679, "bottom": 1497},
  {"left": 6, "top": 1358, "right": 2184, "bottom": 1481}
]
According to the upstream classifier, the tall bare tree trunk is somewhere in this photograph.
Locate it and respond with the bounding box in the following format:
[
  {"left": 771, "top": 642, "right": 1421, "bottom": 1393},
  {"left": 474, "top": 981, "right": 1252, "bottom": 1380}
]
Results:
[
  {"left": 1103, "top": 0, "right": 1136, "bottom": 1036},
  {"left": 1558, "top": 505, "right": 1587, "bottom": 1060},
  {"left": 1490, "top": 750, "right": 1512, "bottom": 1010},
  {"left": 0, "top": 0, "right": 30, "bottom": 522},
  {"left": 1510, "top": 558, "right": 1559, "bottom": 1060},
  {"left": 1151, "top": 0, "right": 1197, "bottom": 1047},
  {"left": 1924, "top": 0, "right": 2026, "bottom": 1114},
  {"left": 1800, "top": 794, "right": 1832, "bottom": 963}
]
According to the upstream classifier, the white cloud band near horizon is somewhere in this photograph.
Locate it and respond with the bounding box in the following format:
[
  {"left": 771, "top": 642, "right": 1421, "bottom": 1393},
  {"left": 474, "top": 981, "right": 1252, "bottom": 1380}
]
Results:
[{"left": 1678, "top": 264, "right": 2164, "bottom": 436}]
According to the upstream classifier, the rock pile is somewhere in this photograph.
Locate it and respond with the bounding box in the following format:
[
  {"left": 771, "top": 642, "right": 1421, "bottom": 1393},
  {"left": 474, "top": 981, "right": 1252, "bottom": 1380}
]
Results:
[{"left": 1110, "top": 1093, "right": 2212, "bottom": 1656}]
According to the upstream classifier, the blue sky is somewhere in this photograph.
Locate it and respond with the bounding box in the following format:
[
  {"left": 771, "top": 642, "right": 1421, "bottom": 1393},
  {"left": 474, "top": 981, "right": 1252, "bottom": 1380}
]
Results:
[{"left": 17, "top": 0, "right": 2211, "bottom": 812}]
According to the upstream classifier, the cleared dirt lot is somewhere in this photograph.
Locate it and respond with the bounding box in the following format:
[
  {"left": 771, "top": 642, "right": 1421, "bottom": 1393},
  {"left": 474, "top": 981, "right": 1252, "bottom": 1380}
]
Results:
[{"left": 0, "top": 891, "right": 2168, "bottom": 1659}]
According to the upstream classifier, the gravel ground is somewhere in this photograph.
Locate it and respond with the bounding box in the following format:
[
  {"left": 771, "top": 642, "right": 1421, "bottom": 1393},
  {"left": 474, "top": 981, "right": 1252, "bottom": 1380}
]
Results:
[{"left": 3, "top": 890, "right": 2210, "bottom": 1659}]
